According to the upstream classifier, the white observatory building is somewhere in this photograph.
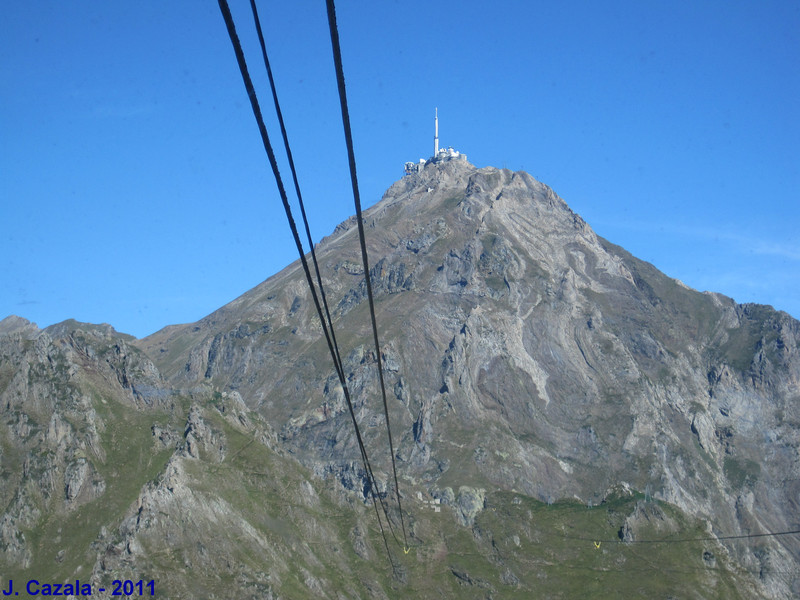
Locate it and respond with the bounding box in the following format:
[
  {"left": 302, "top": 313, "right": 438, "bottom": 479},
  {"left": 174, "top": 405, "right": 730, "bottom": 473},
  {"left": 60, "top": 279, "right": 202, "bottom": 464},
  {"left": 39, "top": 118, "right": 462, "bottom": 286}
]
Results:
[{"left": 405, "top": 108, "right": 467, "bottom": 174}]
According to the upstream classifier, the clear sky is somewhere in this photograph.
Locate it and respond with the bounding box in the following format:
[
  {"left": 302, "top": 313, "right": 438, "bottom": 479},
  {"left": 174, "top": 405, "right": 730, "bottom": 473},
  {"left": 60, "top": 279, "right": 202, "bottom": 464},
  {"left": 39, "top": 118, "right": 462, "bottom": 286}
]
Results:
[{"left": 2, "top": 1, "right": 798, "bottom": 338}]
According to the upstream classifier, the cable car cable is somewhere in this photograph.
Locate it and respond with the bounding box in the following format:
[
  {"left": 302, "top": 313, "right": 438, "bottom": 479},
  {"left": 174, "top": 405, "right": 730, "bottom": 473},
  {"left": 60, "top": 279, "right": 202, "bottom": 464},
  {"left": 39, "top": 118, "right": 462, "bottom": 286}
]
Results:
[
  {"left": 217, "top": 0, "right": 397, "bottom": 561},
  {"left": 244, "top": 0, "right": 406, "bottom": 549},
  {"left": 325, "top": 0, "right": 409, "bottom": 551},
  {"left": 566, "top": 528, "right": 800, "bottom": 545},
  {"left": 247, "top": 0, "right": 344, "bottom": 382}
]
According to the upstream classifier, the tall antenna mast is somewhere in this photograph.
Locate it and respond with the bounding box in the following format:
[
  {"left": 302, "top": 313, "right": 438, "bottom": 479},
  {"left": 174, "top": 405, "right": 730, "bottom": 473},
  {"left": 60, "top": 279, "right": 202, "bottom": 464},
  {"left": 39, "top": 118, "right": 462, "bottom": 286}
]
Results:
[{"left": 434, "top": 107, "right": 439, "bottom": 156}]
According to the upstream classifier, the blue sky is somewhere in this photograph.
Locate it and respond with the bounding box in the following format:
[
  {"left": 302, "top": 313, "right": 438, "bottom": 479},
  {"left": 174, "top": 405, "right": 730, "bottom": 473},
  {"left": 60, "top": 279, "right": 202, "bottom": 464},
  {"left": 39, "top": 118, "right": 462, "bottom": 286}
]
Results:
[{"left": 2, "top": 1, "right": 798, "bottom": 338}]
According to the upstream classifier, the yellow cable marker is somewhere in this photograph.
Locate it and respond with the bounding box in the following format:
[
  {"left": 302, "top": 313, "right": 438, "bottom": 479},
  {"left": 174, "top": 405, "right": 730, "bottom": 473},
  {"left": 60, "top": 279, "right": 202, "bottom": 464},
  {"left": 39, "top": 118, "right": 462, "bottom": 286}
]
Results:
[
  {"left": 404, "top": 546, "right": 410, "bottom": 554},
  {"left": 594, "top": 541, "right": 602, "bottom": 549}
]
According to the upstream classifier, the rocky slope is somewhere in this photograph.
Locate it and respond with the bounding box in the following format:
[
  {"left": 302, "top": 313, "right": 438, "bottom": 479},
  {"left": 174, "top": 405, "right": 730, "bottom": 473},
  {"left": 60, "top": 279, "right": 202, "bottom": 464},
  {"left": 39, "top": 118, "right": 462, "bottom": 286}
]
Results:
[{"left": 2, "top": 159, "right": 799, "bottom": 598}]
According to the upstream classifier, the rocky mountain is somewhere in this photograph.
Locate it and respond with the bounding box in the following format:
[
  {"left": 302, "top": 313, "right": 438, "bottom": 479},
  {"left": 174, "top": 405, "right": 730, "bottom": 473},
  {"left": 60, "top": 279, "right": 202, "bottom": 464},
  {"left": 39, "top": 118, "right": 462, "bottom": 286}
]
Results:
[{"left": 2, "top": 159, "right": 798, "bottom": 598}]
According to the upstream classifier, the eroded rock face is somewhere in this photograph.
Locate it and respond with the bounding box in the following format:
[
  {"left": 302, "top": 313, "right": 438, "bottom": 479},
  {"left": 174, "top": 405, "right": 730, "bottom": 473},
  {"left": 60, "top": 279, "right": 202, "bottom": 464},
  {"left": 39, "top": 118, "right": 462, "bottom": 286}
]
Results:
[
  {"left": 0, "top": 320, "right": 168, "bottom": 569},
  {"left": 182, "top": 404, "right": 226, "bottom": 462},
  {"left": 454, "top": 487, "right": 485, "bottom": 527}
]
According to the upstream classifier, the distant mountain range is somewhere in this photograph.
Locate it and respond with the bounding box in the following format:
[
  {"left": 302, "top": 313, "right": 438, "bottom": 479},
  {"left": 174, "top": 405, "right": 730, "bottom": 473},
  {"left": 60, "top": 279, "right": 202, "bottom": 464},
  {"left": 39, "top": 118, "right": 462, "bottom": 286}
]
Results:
[{"left": 2, "top": 160, "right": 798, "bottom": 598}]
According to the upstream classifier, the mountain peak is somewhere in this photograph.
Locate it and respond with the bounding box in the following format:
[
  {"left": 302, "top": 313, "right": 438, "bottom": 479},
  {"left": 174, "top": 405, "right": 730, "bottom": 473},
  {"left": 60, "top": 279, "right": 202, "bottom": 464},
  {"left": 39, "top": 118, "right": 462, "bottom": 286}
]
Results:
[
  {"left": 132, "top": 163, "right": 800, "bottom": 595},
  {"left": 0, "top": 315, "right": 39, "bottom": 337},
  {"left": 4, "top": 165, "right": 799, "bottom": 598}
]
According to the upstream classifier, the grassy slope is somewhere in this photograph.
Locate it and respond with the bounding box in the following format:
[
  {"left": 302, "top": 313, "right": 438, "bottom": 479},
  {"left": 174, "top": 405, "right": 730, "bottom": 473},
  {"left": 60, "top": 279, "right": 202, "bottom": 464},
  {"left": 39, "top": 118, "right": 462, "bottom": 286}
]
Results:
[{"left": 2, "top": 391, "right": 180, "bottom": 591}]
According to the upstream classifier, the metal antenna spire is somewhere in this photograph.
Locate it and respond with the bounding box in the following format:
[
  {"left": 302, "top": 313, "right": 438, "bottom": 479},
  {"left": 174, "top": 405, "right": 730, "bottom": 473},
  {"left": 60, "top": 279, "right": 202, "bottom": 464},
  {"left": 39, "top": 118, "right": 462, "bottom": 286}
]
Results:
[{"left": 434, "top": 107, "right": 439, "bottom": 156}]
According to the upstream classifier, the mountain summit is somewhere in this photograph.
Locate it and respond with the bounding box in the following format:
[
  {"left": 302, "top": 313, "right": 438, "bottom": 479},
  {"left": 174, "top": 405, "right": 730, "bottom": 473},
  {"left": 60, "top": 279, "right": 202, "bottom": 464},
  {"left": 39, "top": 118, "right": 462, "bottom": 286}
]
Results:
[{"left": 2, "top": 160, "right": 799, "bottom": 598}]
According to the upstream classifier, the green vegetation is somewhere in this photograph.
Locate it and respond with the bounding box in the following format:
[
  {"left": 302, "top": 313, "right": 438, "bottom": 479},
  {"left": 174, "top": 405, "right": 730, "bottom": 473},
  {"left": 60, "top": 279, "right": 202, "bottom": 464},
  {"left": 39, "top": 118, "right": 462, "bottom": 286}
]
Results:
[
  {"left": 723, "top": 456, "right": 761, "bottom": 490},
  {"left": 9, "top": 380, "right": 750, "bottom": 599},
  {"left": 9, "top": 390, "right": 177, "bottom": 589},
  {"left": 334, "top": 490, "right": 749, "bottom": 599},
  {"left": 443, "top": 193, "right": 465, "bottom": 209}
]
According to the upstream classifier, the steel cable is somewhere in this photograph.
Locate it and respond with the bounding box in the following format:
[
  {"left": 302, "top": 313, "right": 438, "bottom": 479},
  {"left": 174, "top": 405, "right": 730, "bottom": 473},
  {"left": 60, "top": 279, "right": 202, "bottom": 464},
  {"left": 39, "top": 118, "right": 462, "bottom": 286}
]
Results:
[
  {"left": 325, "top": 0, "right": 409, "bottom": 552},
  {"left": 217, "top": 0, "right": 397, "bottom": 564}
]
